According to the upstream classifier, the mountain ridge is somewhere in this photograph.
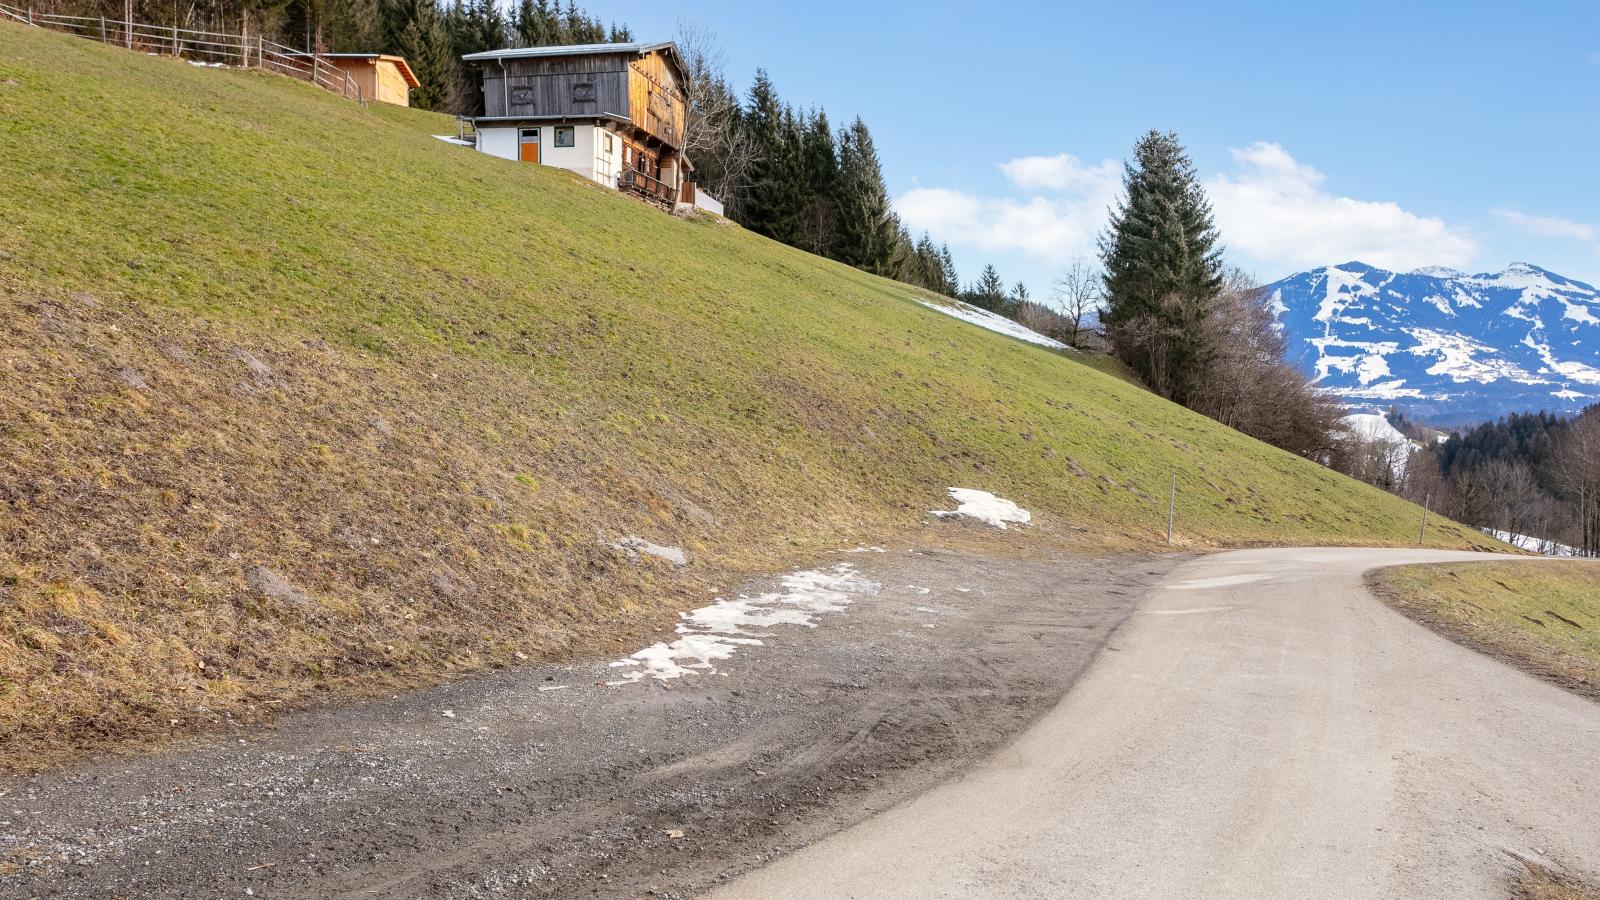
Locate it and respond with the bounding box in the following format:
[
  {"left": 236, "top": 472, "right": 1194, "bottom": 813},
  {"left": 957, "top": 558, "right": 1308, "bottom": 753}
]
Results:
[{"left": 1266, "top": 260, "right": 1600, "bottom": 424}]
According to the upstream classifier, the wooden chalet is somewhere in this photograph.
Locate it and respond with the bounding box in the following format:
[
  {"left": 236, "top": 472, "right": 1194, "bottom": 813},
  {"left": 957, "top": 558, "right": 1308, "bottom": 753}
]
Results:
[{"left": 460, "top": 42, "right": 693, "bottom": 206}]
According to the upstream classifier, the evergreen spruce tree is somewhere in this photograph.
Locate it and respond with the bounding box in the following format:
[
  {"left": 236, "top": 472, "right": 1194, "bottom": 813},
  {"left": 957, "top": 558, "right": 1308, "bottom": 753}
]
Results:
[
  {"left": 833, "top": 117, "right": 899, "bottom": 275},
  {"left": 517, "top": 0, "right": 557, "bottom": 44},
  {"left": 1006, "top": 281, "right": 1029, "bottom": 317},
  {"left": 510, "top": 0, "right": 535, "bottom": 45},
  {"left": 737, "top": 71, "right": 793, "bottom": 240},
  {"left": 795, "top": 109, "right": 840, "bottom": 256},
  {"left": 887, "top": 225, "right": 916, "bottom": 282},
  {"left": 1098, "top": 130, "right": 1224, "bottom": 403},
  {"left": 394, "top": 0, "right": 452, "bottom": 110},
  {"left": 970, "top": 264, "right": 1006, "bottom": 312},
  {"left": 376, "top": 0, "right": 417, "bottom": 50},
  {"left": 911, "top": 234, "right": 942, "bottom": 292},
  {"left": 939, "top": 244, "right": 960, "bottom": 297}
]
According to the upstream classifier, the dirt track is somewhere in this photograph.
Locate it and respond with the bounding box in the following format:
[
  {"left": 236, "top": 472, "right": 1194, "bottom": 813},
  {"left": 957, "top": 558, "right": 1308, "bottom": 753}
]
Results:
[{"left": 1, "top": 547, "right": 1184, "bottom": 899}]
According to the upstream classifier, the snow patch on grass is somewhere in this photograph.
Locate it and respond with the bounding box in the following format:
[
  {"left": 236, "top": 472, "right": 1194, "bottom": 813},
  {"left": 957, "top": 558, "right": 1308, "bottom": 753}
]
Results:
[
  {"left": 931, "top": 487, "right": 1031, "bottom": 530},
  {"left": 1484, "top": 528, "right": 1580, "bottom": 557},
  {"left": 607, "top": 564, "right": 878, "bottom": 684},
  {"left": 610, "top": 536, "right": 688, "bottom": 566},
  {"left": 914, "top": 298, "right": 1068, "bottom": 350}
]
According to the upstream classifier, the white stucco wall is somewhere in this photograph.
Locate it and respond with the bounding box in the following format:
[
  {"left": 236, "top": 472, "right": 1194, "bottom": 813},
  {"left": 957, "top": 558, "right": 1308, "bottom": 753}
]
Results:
[
  {"left": 539, "top": 123, "right": 589, "bottom": 175},
  {"left": 694, "top": 189, "right": 725, "bottom": 217},
  {"left": 474, "top": 123, "right": 622, "bottom": 189},
  {"left": 592, "top": 128, "right": 620, "bottom": 188},
  {"left": 476, "top": 127, "right": 518, "bottom": 162}
]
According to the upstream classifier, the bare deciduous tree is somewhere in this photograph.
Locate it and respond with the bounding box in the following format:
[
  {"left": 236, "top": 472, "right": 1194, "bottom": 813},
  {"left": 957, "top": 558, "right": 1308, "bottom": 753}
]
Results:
[
  {"left": 675, "top": 21, "right": 757, "bottom": 216},
  {"left": 1553, "top": 408, "right": 1600, "bottom": 556},
  {"left": 1049, "top": 258, "right": 1101, "bottom": 349},
  {"left": 1185, "top": 271, "right": 1344, "bottom": 461}
]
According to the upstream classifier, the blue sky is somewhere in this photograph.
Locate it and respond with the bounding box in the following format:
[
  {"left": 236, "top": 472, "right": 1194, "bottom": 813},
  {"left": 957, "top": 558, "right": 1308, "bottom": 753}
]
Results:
[{"left": 601, "top": 0, "right": 1600, "bottom": 298}]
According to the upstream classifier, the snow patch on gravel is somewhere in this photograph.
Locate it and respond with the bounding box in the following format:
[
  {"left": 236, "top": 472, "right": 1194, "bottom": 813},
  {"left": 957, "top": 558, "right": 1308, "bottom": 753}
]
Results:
[
  {"left": 931, "top": 488, "right": 1031, "bottom": 530},
  {"left": 607, "top": 564, "right": 879, "bottom": 684}
]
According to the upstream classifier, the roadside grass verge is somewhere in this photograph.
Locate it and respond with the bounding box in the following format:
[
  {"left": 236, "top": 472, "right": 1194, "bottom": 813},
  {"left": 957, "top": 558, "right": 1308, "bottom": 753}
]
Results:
[
  {"left": 1514, "top": 858, "right": 1600, "bottom": 900},
  {"left": 1370, "top": 560, "right": 1600, "bottom": 701},
  {"left": 0, "top": 23, "right": 1494, "bottom": 768}
]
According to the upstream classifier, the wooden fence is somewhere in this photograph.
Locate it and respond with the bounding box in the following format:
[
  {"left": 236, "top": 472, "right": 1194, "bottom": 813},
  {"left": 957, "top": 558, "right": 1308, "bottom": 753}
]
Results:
[{"left": 0, "top": 2, "right": 365, "bottom": 105}]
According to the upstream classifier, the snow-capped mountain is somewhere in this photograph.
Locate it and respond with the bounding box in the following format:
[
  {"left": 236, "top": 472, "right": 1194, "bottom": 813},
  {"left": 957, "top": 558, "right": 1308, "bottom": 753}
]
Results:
[{"left": 1266, "top": 262, "right": 1600, "bottom": 423}]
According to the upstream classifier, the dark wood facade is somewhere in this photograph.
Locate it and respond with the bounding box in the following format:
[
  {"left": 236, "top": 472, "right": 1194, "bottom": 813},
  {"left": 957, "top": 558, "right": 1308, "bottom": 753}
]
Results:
[{"left": 472, "top": 44, "right": 687, "bottom": 153}]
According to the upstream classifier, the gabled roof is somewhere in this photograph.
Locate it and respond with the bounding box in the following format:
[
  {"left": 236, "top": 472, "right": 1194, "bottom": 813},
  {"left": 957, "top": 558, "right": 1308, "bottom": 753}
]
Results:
[
  {"left": 461, "top": 41, "right": 686, "bottom": 83},
  {"left": 461, "top": 41, "right": 676, "bottom": 62},
  {"left": 287, "top": 52, "right": 420, "bottom": 88}
]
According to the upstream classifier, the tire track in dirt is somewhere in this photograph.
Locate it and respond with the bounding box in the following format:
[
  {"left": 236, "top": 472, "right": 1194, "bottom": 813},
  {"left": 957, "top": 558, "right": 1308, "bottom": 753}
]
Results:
[{"left": 2, "top": 548, "right": 1185, "bottom": 899}]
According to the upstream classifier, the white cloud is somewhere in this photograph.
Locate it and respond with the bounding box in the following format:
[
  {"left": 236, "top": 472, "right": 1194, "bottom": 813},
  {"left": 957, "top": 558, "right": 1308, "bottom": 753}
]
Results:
[
  {"left": 896, "top": 155, "right": 1120, "bottom": 263},
  {"left": 896, "top": 189, "right": 1110, "bottom": 262},
  {"left": 999, "top": 153, "right": 1121, "bottom": 192},
  {"left": 1493, "top": 208, "right": 1598, "bottom": 242},
  {"left": 898, "top": 141, "right": 1479, "bottom": 276},
  {"left": 1206, "top": 142, "right": 1478, "bottom": 272}
]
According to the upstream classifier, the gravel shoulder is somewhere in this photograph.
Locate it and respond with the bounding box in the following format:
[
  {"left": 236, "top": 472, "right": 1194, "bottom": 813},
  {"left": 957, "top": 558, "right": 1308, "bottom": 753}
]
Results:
[{"left": 1, "top": 546, "right": 1185, "bottom": 899}]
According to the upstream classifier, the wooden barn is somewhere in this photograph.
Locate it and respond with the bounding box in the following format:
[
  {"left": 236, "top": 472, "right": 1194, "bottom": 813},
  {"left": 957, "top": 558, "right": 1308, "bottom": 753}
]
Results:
[
  {"left": 315, "top": 54, "right": 419, "bottom": 106},
  {"left": 460, "top": 42, "right": 696, "bottom": 207}
]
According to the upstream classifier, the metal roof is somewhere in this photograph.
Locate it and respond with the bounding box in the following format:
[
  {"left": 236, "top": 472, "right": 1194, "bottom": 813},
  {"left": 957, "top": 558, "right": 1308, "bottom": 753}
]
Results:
[{"left": 461, "top": 41, "right": 676, "bottom": 62}]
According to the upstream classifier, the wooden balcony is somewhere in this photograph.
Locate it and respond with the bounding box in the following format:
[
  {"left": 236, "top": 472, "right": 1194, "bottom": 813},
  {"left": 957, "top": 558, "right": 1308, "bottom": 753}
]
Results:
[{"left": 618, "top": 168, "right": 675, "bottom": 205}]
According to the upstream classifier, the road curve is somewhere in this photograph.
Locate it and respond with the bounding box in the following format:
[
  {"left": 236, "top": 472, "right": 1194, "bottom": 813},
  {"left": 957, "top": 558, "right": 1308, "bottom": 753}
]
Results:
[{"left": 706, "top": 548, "right": 1600, "bottom": 899}]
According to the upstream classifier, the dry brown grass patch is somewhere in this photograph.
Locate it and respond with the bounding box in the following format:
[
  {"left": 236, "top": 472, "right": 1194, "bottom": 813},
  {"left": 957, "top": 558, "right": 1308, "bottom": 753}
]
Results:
[{"left": 1515, "top": 859, "right": 1600, "bottom": 900}]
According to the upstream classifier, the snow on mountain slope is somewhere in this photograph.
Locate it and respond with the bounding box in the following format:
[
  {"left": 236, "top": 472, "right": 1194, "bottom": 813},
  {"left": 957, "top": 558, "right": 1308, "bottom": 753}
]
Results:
[
  {"left": 1267, "top": 262, "right": 1600, "bottom": 423},
  {"left": 1338, "top": 412, "right": 1417, "bottom": 475}
]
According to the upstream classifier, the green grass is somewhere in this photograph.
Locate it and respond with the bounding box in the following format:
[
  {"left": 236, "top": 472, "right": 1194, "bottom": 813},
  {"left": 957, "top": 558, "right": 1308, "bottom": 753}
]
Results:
[
  {"left": 1374, "top": 560, "right": 1600, "bottom": 700},
  {"left": 0, "top": 24, "right": 1494, "bottom": 765}
]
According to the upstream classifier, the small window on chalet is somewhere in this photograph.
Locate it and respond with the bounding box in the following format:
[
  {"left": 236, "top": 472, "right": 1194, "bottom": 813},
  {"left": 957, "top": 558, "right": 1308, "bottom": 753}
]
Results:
[
  {"left": 572, "top": 82, "right": 596, "bottom": 102},
  {"left": 554, "top": 126, "right": 575, "bottom": 148},
  {"left": 509, "top": 86, "right": 535, "bottom": 106},
  {"left": 602, "top": 132, "right": 613, "bottom": 153}
]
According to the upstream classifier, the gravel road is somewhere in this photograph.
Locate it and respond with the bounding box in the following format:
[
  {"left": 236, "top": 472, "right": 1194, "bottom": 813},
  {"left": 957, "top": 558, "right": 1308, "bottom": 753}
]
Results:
[
  {"left": 710, "top": 548, "right": 1600, "bottom": 900},
  {"left": 0, "top": 547, "right": 1184, "bottom": 899}
]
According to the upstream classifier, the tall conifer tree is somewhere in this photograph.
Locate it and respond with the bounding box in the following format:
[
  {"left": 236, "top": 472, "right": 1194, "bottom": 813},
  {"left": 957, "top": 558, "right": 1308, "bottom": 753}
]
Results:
[
  {"left": 970, "top": 264, "right": 1006, "bottom": 312},
  {"left": 795, "top": 109, "right": 840, "bottom": 256},
  {"left": 1098, "top": 130, "right": 1224, "bottom": 402},
  {"left": 833, "top": 117, "right": 899, "bottom": 275}
]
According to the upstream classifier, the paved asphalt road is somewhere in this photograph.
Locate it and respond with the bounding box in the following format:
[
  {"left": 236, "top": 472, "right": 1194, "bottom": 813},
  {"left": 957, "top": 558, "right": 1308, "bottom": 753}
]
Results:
[{"left": 708, "top": 548, "right": 1600, "bottom": 899}]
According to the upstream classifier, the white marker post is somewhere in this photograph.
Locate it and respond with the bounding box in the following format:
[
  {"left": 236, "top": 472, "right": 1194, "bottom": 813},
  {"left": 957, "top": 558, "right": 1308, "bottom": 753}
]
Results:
[{"left": 1167, "top": 473, "right": 1177, "bottom": 545}]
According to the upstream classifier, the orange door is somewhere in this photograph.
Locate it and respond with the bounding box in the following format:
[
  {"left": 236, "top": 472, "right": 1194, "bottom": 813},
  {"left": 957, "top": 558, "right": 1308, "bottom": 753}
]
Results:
[{"left": 518, "top": 128, "right": 540, "bottom": 163}]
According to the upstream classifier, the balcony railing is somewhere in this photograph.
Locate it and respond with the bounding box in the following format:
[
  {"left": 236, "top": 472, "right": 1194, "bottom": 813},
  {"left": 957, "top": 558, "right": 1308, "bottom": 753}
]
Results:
[{"left": 618, "top": 168, "right": 675, "bottom": 203}]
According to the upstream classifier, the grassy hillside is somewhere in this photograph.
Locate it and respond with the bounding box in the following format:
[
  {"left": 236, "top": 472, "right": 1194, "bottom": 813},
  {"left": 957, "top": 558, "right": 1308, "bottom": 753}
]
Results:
[
  {"left": 1373, "top": 560, "right": 1600, "bottom": 701},
  {"left": 0, "top": 23, "right": 1493, "bottom": 765}
]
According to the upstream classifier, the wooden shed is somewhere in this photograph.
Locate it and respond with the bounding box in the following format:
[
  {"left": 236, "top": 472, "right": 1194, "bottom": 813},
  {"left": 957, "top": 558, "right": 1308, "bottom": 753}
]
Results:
[{"left": 317, "top": 54, "right": 419, "bottom": 107}]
